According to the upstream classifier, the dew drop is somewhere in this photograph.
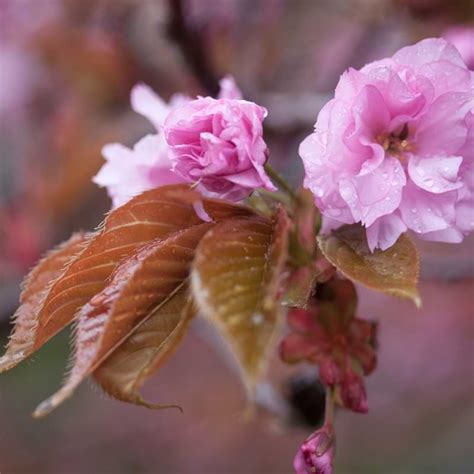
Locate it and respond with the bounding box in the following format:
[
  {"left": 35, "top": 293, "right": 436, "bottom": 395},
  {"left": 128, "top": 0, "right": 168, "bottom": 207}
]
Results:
[{"left": 252, "top": 313, "right": 264, "bottom": 325}]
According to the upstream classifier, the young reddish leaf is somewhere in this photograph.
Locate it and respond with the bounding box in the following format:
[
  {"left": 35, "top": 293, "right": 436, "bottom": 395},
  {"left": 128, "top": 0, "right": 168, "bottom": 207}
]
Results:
[
  {"left": 191, "top": 207, "right": 290, "bottom": 393},
  {"left": 34, "top": 223, "right": 213, "bottom": 417},
  {"left": 318, "top": 225, "right": 421, "bottom": 307},
  {"left": 0, "top": 232, "right": 90, "bottom": 372},
  {"left": 93, "top": 291, "right": 194, "bottom": 409},
  {"left": 8, "top": 185, "right": 252, "bottom": 371}
]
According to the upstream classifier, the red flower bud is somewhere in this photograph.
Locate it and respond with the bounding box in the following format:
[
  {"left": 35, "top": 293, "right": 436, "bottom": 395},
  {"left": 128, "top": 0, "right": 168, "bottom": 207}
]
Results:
[
  {"left": 319, "top": 359, "right": 343, "bottom": 386},
  {"left": 340, "top": 371, "right": 368, "bottom": 413}
]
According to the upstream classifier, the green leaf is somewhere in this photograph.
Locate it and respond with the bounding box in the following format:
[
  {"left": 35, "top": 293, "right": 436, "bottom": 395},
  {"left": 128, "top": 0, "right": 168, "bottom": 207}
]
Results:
[
  {"left": 317, "top": 225, "right": 421, "bottom": 307},
  {"left": 191, "top": 207, "right": 290, "bottom": 392}
]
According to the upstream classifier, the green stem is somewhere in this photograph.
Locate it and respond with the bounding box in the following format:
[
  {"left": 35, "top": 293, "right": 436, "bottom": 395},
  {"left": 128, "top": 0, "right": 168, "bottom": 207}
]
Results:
[{"left": 264, "top": 163, "right": 299, "bottom": 203}]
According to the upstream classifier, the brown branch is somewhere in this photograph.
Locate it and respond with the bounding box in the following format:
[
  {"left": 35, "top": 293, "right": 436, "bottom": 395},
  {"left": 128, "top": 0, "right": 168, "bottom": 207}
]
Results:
[{"left": 166, "top": 0, "right": 220, "bottom": 96}]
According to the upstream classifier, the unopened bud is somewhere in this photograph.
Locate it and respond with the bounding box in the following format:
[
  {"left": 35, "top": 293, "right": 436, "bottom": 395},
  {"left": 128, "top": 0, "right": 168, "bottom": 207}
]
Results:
[
  {"left": 294, "top": 425, "right": 335, "bottom": 474},
  {"left": 340, "top": 371, "right": 368, "bottom": 413}
]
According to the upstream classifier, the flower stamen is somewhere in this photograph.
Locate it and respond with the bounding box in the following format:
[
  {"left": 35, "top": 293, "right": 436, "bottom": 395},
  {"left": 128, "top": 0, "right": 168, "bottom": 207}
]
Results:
[{"left": 378, "top": 123, "right": 414, "bottom": 159}]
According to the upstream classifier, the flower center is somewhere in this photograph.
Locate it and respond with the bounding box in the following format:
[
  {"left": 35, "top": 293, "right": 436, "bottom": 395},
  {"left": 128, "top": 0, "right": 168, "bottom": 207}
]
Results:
[{"left": 377, "top": 123, "right": 414, "bottom": 159}]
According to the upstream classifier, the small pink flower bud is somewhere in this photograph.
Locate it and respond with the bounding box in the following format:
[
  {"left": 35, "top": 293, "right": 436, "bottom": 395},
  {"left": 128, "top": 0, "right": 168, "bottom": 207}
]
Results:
[{"left": 294, "top": 425, "right": 335, "bottom": 474}]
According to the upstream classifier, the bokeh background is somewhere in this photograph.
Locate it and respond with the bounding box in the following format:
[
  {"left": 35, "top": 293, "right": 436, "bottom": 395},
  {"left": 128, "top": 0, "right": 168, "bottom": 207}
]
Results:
[{"left": 1, "top": 1, "right": 473, "bottom": 473}]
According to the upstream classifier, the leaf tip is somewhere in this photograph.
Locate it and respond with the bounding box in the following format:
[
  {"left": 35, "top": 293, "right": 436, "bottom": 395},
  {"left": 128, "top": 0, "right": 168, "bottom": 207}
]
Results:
[
  {"left": 32, "top": 385, "right": 75, "bottom": 418},
  {"left": 0, "top": 352, "right": 24, "bottom": 373},
  {"left": 32, "top": 397, "right": 56, "bottom": 419},
  {"left": 413, "top": 293, "right": 422, "bottom": 309},
  {"left": 136, "top": 397, "right": 184, "bottom": 413}
]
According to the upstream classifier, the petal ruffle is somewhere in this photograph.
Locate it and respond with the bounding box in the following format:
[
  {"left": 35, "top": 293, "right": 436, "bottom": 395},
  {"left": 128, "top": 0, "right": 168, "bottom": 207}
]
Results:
[
  {"left": 340, "top": 157, "right": 406, "bottom": 227},
  {"left": 366, "top": 212, "right": 407, "bottom": 251},
  {"left": 408, "top": 155, "right": 463, "bottom": 193}
]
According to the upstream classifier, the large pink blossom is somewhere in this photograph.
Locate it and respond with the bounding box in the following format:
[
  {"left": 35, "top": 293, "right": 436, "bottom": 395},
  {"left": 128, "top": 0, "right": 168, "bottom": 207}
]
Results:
[
  {"left": 300, "top": 38, "right": 474, "bottom": 250},
  {"left": 164, "top": 96, "right": 276, "bottom": 201},
  {"left": 94, "top": 77, "right": 246, "bottom": 207}
]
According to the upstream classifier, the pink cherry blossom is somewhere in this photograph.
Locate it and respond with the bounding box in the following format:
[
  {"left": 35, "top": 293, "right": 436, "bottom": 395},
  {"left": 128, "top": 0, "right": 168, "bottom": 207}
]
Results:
[
  {"left": 300, "top": 38, "right": 474, "bottom": 250},
  {"left": 94, "top": 77, "right": 251, "bottom": 207},
  {"left": 293, "top": 424, "right": 335, "bottom": 474},
  {"left": 444, "top": 26, "right": 474, "bottom": 70},
  {"left": 164, "top": 96, "right": 276, "bottom": 201},
  {"left": 93, "top": 82, "right": 188, "bottom": 208},
  {"left": 93, "top": 134, "right": 185, "bottom": 208}
]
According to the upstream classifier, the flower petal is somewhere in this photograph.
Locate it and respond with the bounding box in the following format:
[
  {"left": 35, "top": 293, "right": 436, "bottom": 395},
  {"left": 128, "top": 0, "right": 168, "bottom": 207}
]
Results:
[
  {"left": 399, "top": 180, "right": 457, "bottom": 234},
  {"left": 393, "top": 38, "right": 466, "bottom": 69},
  {"left": 366, "top": 212, "right": 407, "bottom": 251},
  {"left": 218, "top": 75, "right": 243, "bottom": 100},
  {"left": 131, "top": 83, "right": 170, "bottom": 129},
  {"left": 340, "top": 157, "right": 406, "bottom": 227},
  {"left": 408, "top": 155, "right": 463, "bottom": 193},
  {"left": 415, "top": 92, "right": 471, "bottom": 155}
]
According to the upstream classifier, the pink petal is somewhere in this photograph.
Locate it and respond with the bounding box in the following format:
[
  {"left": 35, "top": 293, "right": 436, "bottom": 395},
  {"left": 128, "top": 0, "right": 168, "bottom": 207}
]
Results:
[
  {"left": 218, "top": 75, "right": 243, "bottom": 100},
  {"left": 350, "top": 84, "right": 391, "bottom": 140},
  {"left": 192, "top": 200, "right": 212, "bottom": 222},
  {"left": 455, "top": 197, "right": 474, "bottom": 234},
  {"left": 366, "top": 212, "right": 407, "bottom": 252},
  {"left": 418, "top": 226, "right": 464, "bottom": 243},
  {"left": 399, "top": 180, "right": 457, "bottom": 234},
  {"left": 443, "top": 26, "right": 474, "bottom": 70},
  {"left": 415, "top": 92, "right": 470, "bottom": 155},
  {"left": 131, "top": 83, "right": 170, "bottom": 129},
  {"left": 339, "top": 157, "right": 406, "bottom": 227},
  {"left": 408, "top": 155, "right": 463, "bottom": 193},
  {"left": 393, "top": 38, "right": 466, "bottom": 69}
]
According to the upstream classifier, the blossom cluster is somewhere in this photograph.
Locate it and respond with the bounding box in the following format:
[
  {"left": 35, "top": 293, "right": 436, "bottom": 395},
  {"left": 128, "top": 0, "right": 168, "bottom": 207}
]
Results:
[
  {"left": 94, "top": 76, "right": 275, "bottom": 207},
  {"left": 95, "top": 37, "right": 473, "bottom": 255}
]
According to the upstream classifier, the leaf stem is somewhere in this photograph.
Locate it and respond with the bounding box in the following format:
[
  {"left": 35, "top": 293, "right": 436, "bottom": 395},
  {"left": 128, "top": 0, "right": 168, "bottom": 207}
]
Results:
[{"left": 264, "top": 163, "right": 299, "bottom": 203}]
